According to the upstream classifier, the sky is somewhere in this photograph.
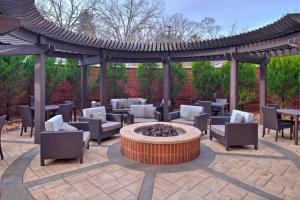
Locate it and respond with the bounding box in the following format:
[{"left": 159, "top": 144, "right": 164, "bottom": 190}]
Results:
[{"left": 164, "top": 0, "right": 300, "bottom": 32}]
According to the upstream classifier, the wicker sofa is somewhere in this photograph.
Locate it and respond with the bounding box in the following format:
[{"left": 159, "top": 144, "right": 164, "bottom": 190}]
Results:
[
  {"left": 210, "top": 110, "right": 258, "bottom": 151},
  {"left": 111, "top": 98, "right": 147, "bottom": 114},
  {"left": 127, "top": 104, "right": 162, "bottom": 124},
  {"left": 41, "top": 115, "right": 90, "bottom": 166},
  {"left": 169, "top": 105, "right": 208, "bottom": 134},
  {"left": 79, "top": 107, "right": 123, "bottom": 144}
]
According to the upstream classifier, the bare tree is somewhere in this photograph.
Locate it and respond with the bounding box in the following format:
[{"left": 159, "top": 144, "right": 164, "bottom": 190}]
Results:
[
  {"left": 94, "top": 0, "right": 164, "bottom": 42},
  {"left": 155, "top": 13, "right": 203, "bottom": 42},
  {"left": 77, "top": 10, "right": 97, "bottom": 37},
  {"left": 36, "top": 0, "right": 97, "bottom": 31},
  {"left": 200, "top": 17, "right": 221, "bottom": 39}
]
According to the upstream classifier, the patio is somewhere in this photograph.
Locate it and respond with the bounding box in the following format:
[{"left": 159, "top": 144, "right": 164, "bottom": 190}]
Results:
[
  {"left": 1, "top": 126, "right": 300, "bottom": 200},
  {"left": 0, "top": 0, "right": 300, "bottom": 200}
]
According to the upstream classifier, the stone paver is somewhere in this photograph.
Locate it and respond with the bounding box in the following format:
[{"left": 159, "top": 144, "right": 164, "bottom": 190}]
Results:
[{"left": 0, "top": 126, "right": 299, "bottom": 200}]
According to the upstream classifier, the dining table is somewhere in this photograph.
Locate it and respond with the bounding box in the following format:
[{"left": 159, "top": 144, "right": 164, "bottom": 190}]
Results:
[
  {"left": 30, "top": 104, "right": 77, "bottom": 121},
  {"left": 276, "top": 109, "right": 300, "bottom": 145},
  {"left": 211, "top": 102, "right": 229, "bottom": 116}
]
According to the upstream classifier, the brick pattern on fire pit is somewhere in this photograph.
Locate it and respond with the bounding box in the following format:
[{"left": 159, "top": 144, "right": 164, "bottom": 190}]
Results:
[{"left": 120, "top": 122, "right": 201, "bottom": 165}]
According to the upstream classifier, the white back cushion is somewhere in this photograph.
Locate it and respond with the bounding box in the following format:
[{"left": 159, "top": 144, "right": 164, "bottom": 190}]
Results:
[
  {"left": 139, "top": 98, "right": 147, "bottom": 104},
  {"left": 180, "top": 105, "right": 204, "bottom": 119},
  {"left": 45, "top": 115, "right": 64, "bottom": 132},
  {"left": 111, "top": 99, "right": 119, "bottom": 109},
  {"left": 82, "top": 107, "right": 106, "bottom": 118},
  {"left": 130, "top": 104, "right": 153, "bottom": 118},
  {"left": 230, "top": 110, "right": 254, "bottom": 123}
]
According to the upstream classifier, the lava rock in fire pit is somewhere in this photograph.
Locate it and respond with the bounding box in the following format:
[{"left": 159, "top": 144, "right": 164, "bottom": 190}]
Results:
[{"left": 135, "top": 124, "right": 185, "bottom": 137}]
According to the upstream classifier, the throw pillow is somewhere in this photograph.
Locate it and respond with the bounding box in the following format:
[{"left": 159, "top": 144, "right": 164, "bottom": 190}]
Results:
[
  {"left": 59, "top": 122, "right": 78, "bottom": 131},
  {"left": 187, "top": 110, "right": 200, "bottom": 121},
  {"left": 144, "top": 107, "right": 156, "bottom": 119},
  {"left": 91, "top": 112, "right": 107, "bottom": 123},
  {"left": 232, "top": 113, "right": 244, "bottom": 123}
]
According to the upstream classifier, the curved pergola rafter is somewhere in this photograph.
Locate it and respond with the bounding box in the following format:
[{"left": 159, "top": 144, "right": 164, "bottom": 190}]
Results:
[{"left": 0, "top": 0, "right": 300, "bottom": 144}]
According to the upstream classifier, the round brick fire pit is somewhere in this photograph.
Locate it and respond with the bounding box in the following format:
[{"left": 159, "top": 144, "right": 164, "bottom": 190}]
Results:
[{"left": 120, "top": 122, "right": 201, "bottom": 165}]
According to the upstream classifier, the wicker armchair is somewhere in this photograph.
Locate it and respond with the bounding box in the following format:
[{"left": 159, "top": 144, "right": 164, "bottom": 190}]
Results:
[
  {"left": 19, "top": 105, "right": 34, "bottom": 137},
  {"left": 194, "top": 101, "right": 212, "bottom": 119},
  {"left": 127, "top": 104, "right": 162, "bottom": 124},
  {"left": 169, "top": 105, "right": 208, "bottom": 134},
  {"left": 210, "top": 110, "right": 258, "bottom": 151},
  {"left": 0, "top": 115, "right": 6, "bottom": 159},
  {"left": 41, "top": 115, "right": 90, "bottom": 166},
  {"left": 79, "top": 107, "right": 123, "bottom": 144}
]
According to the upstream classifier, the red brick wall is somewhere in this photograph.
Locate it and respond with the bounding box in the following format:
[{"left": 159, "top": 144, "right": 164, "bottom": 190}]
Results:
[{"left": 1, "top": 67, "right": 299, "bottom": 117}]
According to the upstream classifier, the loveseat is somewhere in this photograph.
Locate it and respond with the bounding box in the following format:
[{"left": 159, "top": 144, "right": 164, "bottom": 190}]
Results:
[{"left": 111, "top": 98, "right": 147, "bottom": 114}]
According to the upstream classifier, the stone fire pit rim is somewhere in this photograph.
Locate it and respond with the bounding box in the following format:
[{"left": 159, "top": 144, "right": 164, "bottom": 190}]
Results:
[{"left": 120, "top": 122, "right": 201, "bottom": 144}]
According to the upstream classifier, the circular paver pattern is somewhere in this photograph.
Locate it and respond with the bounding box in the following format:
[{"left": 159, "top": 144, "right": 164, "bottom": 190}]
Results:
[{"left": 0, "top": 129, "right": 300, "bottom": 200}]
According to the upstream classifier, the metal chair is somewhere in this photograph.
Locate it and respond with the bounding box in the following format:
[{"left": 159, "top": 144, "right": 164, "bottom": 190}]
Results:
[
  {"left": 0, "top": 115, "right": 6, "bottom": 159},
  {"left": 58, "top": 104, "right": 73, "bottom": 122},
  {"left": 261, "top": 106, "right": 293, "bottom": 142},
  {"left": 19, "top": 105, "right": 34, "bottom": 137}
]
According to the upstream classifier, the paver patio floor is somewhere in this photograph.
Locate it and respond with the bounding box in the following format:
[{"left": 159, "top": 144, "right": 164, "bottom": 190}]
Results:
[{"left": 0, "top": 126, "right": 299, "bottom": 200}]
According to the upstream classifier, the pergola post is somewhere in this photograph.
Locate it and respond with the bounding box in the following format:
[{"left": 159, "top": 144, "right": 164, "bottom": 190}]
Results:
[
  {"left": 100, "top": 52, "right": 107, "bottom": 106},
  {"left": 34, "top": 53, "right": 46, "bottom": 144},
  {"left": 163, "top": 55, "right": 171, "bottom": 122},
  {"left": 259, "top": 59, "right": 268, "bottom": 123},
  {"left": 80, "top": 61, "right": 88, "bottom": 110},
  {"left": 230, "top": 56, "right": 238, "bottom": 111}
]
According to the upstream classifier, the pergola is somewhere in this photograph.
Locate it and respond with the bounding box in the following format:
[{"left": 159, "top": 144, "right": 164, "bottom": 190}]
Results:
[{"left": 0, "top": 0, "right": 300, "bottom": 144}]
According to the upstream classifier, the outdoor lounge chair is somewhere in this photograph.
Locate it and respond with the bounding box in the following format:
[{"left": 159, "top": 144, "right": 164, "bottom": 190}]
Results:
[
  {"left": 210, "top": 110, "right": 258, "bottom": 151},
  {"left": 79, "top": 107, "right": 123, "bottom": 144},
  {"left": 261, "top": 106, "right": 293, "bottom": 142},
  {"left": 0, "top": 115, "right": 6, "bottom": 159},
  {"left": 127, "top": 104, "right": 162, "bottom": 124},
  {"left": 169, "top": 105, "right": 208, "bottom": 134},
  {"left": 41, "top": 115, "right": 90, "bottom": 166},
  {"left": 19, "top": 105, "right": 34, "bottom": 137}
]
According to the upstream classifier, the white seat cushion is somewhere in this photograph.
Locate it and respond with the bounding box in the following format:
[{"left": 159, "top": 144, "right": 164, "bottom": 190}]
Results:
[
  {"left": 180, "top": 105, "right": 204, "bottom": 120},
  {"left": 130, "top": 104, "right": 153, "bottom": 118},
  {"left": 172, "top": 118, "right": 194, "bottom": 126},
  {"left": 102, "top": 121, "right": 122, "bottom": 132},
  {"left": 134, "top": 118, "right": 158, "bottom": 123},
  {"left": 83, "top": 131, "right": 90, "bottom": 146},
  {"left": 211, "top": 125, "right": 225, "bottom": 136},
  {"left": 230, "top": 110, "right": 254, "bottom": 123},
  {"left": 83, "top": 107, "right": 106, "bottom": 118},
  {"left": 45, "top": 115, "right": 64, "bottom": 132},
  {"left": 59, "top": 122, "right": 78, "bottom": 131}
]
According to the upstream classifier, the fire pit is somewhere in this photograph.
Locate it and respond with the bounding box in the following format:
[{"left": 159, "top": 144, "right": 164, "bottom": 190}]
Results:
[{"left": 120, "top": 122, "right": 201, "bottom": 165}]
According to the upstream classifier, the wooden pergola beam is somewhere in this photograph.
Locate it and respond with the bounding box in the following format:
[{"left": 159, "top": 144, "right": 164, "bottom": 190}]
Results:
[
  {"left": 163, "top": 54, "right": 171, "bottom": 122},
  {"left": 0, "top": 16, "right": 20, "bottom": 35},
  {"left": 230, "top": 56, "right": 238, "bottom": 111},
  {"left": 0, "top": 44, "right": 50, "bottom": 55},
  {"left": 81, "top": 55, "right": 101, "bottom": 66},
  {"left": 80, "top": 56, "right": 88, "bottom": 110},
  {"left": 100, "top": 50, "right": 108, "bottom": 106}
]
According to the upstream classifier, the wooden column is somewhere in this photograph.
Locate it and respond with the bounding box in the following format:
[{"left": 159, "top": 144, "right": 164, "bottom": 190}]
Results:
[
  {"left": 34, "top": 53, "right": 45, "bottom": 144},
  {"left": 230, "top": 56, "right": 238, "bottom": 111},
  {"left": 80, "top": 63, "right": 88, "bottom": 109},
  {"left": 259, "top": 60, "right": 268, "bottom": 123},
  {"left": 100, "top": 53, "right": 107, "bottom": 106},
  {"left": 163, "top": 55, "right": 171, "bottom": 122}
]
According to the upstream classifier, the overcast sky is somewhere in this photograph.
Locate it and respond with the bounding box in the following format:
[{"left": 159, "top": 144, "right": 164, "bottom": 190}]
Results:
[{"left": 164, "top": 0, "right": 300, "bottom": 31}]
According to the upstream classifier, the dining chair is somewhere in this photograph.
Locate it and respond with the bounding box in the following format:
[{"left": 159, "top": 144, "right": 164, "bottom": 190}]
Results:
[
  {"left": 58, "top": 104, "right": 73, "bottom": 122},
  {"left": 0, "top": 115, "right": 6, "bottom": 159},
  {"left": 261, "top": 106, "right": 293, "bottom": 142},
  {"left": 19, "top": 105, "right": 34, "bottom": 137}
]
